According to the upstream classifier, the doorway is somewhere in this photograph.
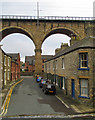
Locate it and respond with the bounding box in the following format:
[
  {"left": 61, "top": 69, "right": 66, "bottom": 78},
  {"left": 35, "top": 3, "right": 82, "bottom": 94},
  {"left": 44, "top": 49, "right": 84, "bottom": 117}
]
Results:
[{"left": 71, "top": 79, "right": 75, "bottom": 98}]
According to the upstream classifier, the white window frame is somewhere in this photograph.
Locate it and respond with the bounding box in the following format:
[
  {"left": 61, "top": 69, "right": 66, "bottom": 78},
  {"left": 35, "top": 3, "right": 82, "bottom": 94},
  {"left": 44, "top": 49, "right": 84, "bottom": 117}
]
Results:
[
  {"left": 62, "top": 58, "right": 64, "bottom": 69},
  {"left": 8, "top": 71, "right": 10, "bottom": 80},
  {"left": 62, "top": 77, "right": 65, "bottom": 90},
  {"left": 55, "top": 60, "right": 57, "bottom": 69},
  {"left": 4, "top": 55, "right": 6, "bottom": 66},
  {"left": 80, "top": 79, "right": 89, "bottom": 97},
  {"left": 8, "top": 57, "right": 10, "bottom": 66}
]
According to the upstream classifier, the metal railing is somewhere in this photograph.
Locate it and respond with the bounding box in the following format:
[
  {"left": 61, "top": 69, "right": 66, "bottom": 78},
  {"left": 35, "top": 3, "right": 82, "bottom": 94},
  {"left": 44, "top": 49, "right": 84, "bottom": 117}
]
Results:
[{"left": 0, "top": 15, "right": 95, "bottom": 21}]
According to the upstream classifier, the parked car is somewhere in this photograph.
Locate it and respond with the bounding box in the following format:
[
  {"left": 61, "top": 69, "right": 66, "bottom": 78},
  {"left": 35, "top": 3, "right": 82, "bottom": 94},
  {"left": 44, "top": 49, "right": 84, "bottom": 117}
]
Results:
[
  {"left": 42, "top": 83, "right": 56, "bottom": 95},
  {"left": 39, "top": 79, "right": 48, "bottom": 88},
  {"left": 36, "top": 76, "right": 42, "bottom": 83}
]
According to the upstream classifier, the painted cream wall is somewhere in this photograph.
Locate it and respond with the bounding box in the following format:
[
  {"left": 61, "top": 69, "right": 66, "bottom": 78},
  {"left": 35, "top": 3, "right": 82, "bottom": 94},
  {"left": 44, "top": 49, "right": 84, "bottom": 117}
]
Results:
[{"left": 0, "top": 48, "right": 2, "bottom": 89}]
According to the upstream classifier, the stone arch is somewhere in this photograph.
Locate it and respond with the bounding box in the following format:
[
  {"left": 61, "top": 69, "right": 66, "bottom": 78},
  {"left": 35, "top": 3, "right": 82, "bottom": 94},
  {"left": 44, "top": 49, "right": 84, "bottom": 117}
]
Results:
[
  {"left": 42, "top": 27, "right": 82, "bottom": 45},
  {"left": 0, "top": 26, "right": 35, "bottom": 46}
]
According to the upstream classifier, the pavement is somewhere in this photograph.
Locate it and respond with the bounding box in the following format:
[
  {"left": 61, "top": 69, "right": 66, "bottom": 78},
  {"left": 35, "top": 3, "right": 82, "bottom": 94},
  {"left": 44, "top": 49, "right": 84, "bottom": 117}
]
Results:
[
  {"left": 0, "top": 76, "right": 95, "bottom": 117},
  {"left": 0, "top": 78, "right": 23, "bottom": 117},
  {"left": 55, "top": 85, "right": 95, "bottom": 114},
  {"left": 0, "top": 80, "right": 16, "bottom": 109}
]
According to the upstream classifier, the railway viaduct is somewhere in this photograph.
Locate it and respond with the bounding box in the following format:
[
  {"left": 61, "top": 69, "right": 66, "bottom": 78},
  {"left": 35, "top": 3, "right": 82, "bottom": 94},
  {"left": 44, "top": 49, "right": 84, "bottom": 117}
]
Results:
[{"left": 0, "top": 15, "right": 94, "bottom": 74}]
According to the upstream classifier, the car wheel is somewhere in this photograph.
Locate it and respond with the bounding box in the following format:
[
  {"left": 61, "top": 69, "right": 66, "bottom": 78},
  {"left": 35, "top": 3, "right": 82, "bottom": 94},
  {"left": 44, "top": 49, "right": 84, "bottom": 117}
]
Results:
[{"left": 42, "top": 89, "right": 44, "bottom": 92}]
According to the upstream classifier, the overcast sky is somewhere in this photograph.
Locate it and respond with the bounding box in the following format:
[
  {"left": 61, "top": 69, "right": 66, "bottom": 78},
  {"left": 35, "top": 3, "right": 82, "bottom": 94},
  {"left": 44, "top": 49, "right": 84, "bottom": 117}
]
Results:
[{"left": 0, "top": 0, "right": 94, "bottom": 62}]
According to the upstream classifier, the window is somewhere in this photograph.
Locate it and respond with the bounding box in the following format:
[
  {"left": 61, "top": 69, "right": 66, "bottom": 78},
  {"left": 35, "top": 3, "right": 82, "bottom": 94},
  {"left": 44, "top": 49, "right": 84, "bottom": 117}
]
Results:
[
  {"left": 8, "top": 57, "right": 10, "bottom": 66},
  {"left": 42, "top": 60, "right": 44, "bottom": 63},
  {"left": 45, "top": 63, "right": 47, "bottom": 72},
  {"left": 53, "top": 61, "right": 55, "bottom": 71},
  {"left": 80, "top": 79, "right": 89, "bottom": 97},
  {"left": 55, "top": 60, "right": 57, "bottom": 69},
  {"left": 62, "top": 77, "right": 65, "bottom": 89},
  {"left": 4, "top": 72, "right": 6, "bottom": 85},
  {"left": 8, "top": 72, "right": 10, "bottom": 80},
  {"left": 49, "top": 62, "right": 50, "bottom": 71},
  {"left": 79, "top": 53, "right": 88, "bottom": 68},
  {"left": 4, "top": 55, "right": 6, "bottom": 66},
  {"left": 42, "top": 65, "right": 44, "bottom": 68},
  {"left": 62, "top": 58, "right": 64, "bottom": 69}
]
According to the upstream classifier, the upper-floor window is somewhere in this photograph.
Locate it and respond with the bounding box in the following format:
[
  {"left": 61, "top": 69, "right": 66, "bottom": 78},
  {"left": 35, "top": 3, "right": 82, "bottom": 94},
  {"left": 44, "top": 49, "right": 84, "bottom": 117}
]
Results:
[
  {"left": 55, "top": 60, "right": 57, "bottom": 69},
  {"left": 42, "top": 60, "right": 44, "bottom": 63},
  {"left": 42, "top": 65, "right": 44, "bottom": 68},
  {"left": 49, "top": 62, "right": 50, "bottom": 71},
  {"left": 79, "top": 53, "right": 88, "bottom": 68},
  {"left": 4, "top": 55, "right": 6, "bottom": 66},
  {"left": 8, "top": 71, "right": 10, "bottom": 80},
  {"left": 45, "top": 63, "right": 47, "bottom": 72},
  {"left": 53, "top": 61, "right": 55, "bottom": 70},
  {"left": 8, "top": 57, "right": 10, "bottom": 66},
  {"left": 62, "top": 58, "right": 64, "bottom": 69}
]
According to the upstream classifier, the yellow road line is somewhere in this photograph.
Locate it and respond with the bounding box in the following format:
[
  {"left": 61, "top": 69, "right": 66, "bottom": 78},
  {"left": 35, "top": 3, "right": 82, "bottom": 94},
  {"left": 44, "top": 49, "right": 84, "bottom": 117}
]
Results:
[{"left": 0, "top": 79, "right": 24, "bottom": 117}]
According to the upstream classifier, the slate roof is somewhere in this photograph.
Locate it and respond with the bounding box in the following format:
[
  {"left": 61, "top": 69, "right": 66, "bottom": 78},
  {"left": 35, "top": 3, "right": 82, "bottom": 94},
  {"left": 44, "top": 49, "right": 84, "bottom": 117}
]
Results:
[
  {"left": 25, "top": 55, "right": 53, "bottom": 65},
  {"left": 25, "top": 56, "right": 35, "bottom": 62},
  {"left": 0, "top": 48, "right": 12, "bottom": 59},
  {"left": 46, "top": 36, "right": 95, "bottom": 61},
  {"left": 7, "top": 53, "right": 19, "bottom": 61},
  {"left": 41, "top": 55, "right": 53, "bottom": 60}
]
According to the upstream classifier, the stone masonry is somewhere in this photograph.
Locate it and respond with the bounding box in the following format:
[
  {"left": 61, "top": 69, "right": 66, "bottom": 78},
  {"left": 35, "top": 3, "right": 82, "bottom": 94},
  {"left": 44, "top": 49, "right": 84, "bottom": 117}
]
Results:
[{"left": 0, "top": 17, "right": 94, "bottom": 74}]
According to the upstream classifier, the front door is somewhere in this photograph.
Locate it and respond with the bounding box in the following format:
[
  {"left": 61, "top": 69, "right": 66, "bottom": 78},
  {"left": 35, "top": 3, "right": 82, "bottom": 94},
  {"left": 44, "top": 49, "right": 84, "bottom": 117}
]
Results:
[
  {"left": 72, "top": 79, "right": 75, "bottom": 98},
  {"left": 60, "top": 77, "right": 63, "bottom": 89}
]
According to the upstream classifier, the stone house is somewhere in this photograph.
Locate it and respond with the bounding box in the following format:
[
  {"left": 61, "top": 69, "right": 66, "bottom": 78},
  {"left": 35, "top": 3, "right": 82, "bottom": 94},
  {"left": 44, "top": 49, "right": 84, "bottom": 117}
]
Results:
[
  {"left": 0, "top": 48, "right": 21, "bottom": 88},
  {"left": 0, "top": 48, "right": 12, "bottom": 88},
  {"left": 44, "top": 36, "right": 95, "bottom": 107},
  {"left": 0, "top": 46, "right": 3, "bottom": 90},
  {"left": 25, "top": 55, "right": 53, "bottom": 73}
]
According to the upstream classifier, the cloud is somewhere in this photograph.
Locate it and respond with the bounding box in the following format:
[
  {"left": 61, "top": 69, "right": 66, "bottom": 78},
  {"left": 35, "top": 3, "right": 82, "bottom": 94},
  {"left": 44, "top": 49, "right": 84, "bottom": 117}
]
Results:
[
  {"left": 42, "top": 34, "right": 70, "bottom": 55},
  {"left": 1, "top": 33, "right": 35, "bottom": 59},
  {"left": 0, "top": 0, "right": 94, "bottom": 63},
  {"left": 1, "top": 0, "right": 94, "bottom": 16}
]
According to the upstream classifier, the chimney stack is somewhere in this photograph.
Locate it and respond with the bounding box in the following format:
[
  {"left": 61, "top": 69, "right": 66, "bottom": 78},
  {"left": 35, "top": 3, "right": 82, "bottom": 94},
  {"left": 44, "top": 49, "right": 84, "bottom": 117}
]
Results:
[{"left": 55, "top": 43, "right": 69, "bottom": 54}]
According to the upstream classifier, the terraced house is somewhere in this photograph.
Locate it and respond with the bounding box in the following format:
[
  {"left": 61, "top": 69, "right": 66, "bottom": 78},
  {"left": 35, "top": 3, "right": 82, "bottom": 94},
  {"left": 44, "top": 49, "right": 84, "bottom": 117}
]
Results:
[
  {"left": 0, "top": 45, "right": 2, "bottom": 90},
  {"left": 7, "top": 53, "right": 21, "bottom": 80},
  {"left": 0, "top": 47, "right": 12, "bottom": 88},
  {"left": 25, "top": 55, "right": 53, "bottom": 73},
  {"left": 0, "top": 47, "right": 21, "bottom": 89},
  {"left": 44, "top": 28, "right": 95, "bottom": 107}
]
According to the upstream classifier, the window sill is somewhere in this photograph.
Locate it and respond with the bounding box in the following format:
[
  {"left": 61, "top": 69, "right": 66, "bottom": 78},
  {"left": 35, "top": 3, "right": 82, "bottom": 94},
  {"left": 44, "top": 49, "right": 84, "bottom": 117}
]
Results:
[
  {"left": 62, "top": 68, "right": 65, "bottom": 69},
  {"left": 78, "top": 68, "right": 89, "bottom": 71},
  {"left": 78, "top": 95, "right": 90, "bottom": 99}
]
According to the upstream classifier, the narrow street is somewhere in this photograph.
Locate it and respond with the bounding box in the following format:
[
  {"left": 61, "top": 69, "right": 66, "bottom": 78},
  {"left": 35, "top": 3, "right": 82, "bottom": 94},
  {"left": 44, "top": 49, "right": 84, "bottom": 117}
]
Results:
[
  {"left": 4, "top": 76, "right": 76, "bottom": 117},
  {"left": 1, "top": 76, "right": 95, "bottom": 120}
]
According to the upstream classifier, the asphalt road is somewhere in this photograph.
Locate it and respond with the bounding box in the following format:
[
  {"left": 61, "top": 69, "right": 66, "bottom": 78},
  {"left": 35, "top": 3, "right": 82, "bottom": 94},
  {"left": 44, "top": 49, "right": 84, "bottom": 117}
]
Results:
[
  {"left": 1, "top": 76, "right": 95, "bottom": 120},
  {"left": 2, "top": 116, "right": 95, "bottom": 120},
  {"left": 4, "top": 76, "right": 73, "bottom": 117}
]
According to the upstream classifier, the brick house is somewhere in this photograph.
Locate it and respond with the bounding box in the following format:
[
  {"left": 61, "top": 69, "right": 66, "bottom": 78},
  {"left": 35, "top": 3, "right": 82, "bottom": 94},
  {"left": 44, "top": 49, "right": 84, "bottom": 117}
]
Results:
[
  {"left": 7, "top": 53, "right": 20, "bottom": 80},
  {"left": 0, "top": 47, "right": 21, "bottom": 88},
  {"left": 11, "top": 60, "right": 18, "bottom": 81},
  {"left": 44, "top": 35, "right": 95, "bottom": 107},
  {"left": 25, "top": 56, "right": 35, "bottom": 72},
  {"left": 25, "top": 55, "right": 53, "bottom": 73}
]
